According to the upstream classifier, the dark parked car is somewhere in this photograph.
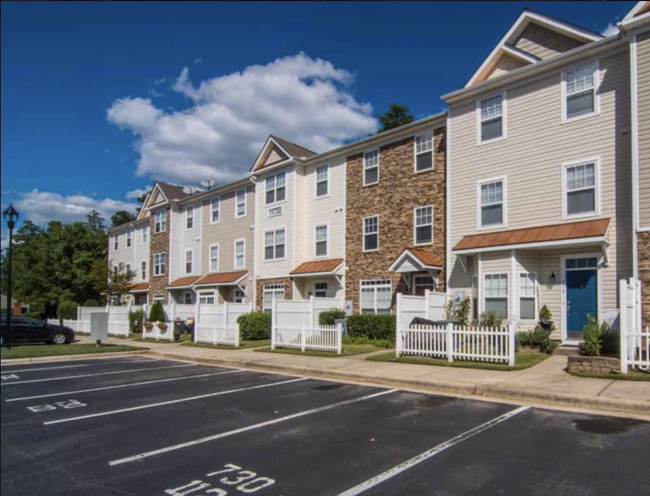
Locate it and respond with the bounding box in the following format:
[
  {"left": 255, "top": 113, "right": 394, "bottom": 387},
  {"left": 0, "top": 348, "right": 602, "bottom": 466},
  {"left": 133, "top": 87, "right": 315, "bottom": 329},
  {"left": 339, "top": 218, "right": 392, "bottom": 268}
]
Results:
[{"left": 0, "top": 317, "right": 75, "bottom": 346}]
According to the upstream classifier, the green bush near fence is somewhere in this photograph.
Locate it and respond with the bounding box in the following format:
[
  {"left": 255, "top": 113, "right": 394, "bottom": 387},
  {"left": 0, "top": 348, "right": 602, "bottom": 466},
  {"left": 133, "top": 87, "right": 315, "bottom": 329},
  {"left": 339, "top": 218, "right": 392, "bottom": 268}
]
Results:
[
  {"left": 129, "top": 309, "right": 145, "bottom": 334},
  {"left": 148, "top": 301, "right": 166, "bottom": 323},
  {"left": 347, "top": 314, "right": 396, "bottom": 342},
  {"left": 57, "top": 300, "right": 77, "bottom": 320},
  {"left": 318, "top": 309, "right": 347, "bottom": 326},
  {"left": 238, "top": 312, "right": 272, "bottom": 340}
]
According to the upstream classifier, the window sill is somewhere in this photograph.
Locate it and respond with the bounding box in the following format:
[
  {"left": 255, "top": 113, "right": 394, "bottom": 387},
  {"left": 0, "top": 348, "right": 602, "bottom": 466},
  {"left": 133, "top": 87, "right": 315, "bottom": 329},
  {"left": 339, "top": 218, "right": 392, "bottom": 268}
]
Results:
[
  {"left": 362, "top": 182, "right": 379, "bottom": 188},
  {"left": 476, "top": 223, "right": 508, "bottom": 232},
  {"left": 314, "top": 194, "right": 331, "bottom": 200},
  {"left": 476, "top": 135, "right": 507, "bottom": 147},
  {"left": 562, "top": 212, "right": 601, "bottom": 221},
  {"left": 265, "top": 200, "right": 288, "bottom": 208},
  {"left": 413, "top": 167, "right": 434, "bottom": 175},
  {"left": 561, "top": 111, "right": 600, "bottom": 125}
]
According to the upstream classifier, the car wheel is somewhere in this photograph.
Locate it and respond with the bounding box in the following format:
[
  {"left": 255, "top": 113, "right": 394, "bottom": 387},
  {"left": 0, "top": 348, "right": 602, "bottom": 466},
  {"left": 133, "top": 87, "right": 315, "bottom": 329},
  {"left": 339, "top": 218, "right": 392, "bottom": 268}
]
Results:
[{"left": 50, "top": 332, "right": 68, "bottom": 345}]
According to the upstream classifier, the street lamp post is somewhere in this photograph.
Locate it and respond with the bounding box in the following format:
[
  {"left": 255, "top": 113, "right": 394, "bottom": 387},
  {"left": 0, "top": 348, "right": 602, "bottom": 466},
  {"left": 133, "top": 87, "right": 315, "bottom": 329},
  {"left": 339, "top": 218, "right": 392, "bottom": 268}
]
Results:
[{"left": 3, "top": 204, "right": 19, "bottom": 350}]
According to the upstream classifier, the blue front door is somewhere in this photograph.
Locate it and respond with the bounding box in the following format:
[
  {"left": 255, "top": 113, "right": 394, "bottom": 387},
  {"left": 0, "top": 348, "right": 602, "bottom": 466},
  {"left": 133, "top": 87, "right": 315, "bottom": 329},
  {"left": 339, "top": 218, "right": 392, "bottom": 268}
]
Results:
[{"left": 566, "top": 269, "right": 598, "bottom": 338}]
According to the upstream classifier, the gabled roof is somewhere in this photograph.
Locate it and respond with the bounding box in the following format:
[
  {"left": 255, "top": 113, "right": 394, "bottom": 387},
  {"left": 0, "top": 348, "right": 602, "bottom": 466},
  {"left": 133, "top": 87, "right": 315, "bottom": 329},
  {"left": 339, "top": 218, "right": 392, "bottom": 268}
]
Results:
[
  {"left": 142, "top": 182, "right": 192, "bottom": 212},
  {"left": 624, "top": 1, "right": 650, "bottom": 21},
  {"left": 250, "top": 135, "right": 316, "bottom": 173},
  {"left": 388, "top": 248, "right": 443, "bottom": 274},
  {"left": 290, "top": 259, "right": 344, "bottom": 277},
  {"left": 466, "top": 9, "right": 602, "bottom": 87}
]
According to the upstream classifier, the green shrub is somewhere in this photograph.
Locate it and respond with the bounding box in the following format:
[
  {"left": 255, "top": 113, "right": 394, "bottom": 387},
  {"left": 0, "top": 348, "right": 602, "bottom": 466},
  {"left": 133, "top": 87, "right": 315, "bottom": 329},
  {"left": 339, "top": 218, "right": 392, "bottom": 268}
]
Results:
[
  {"left": 82, "top": 299, "right": 101, "bottom": 307},
  {"left": 538, "top": 305, "right": 555, "bottom": 331},
  {"left": 445, "top": 297, "right": 471, "bottom": 326},
  {"left": 129, "top": 309, "right": 145, "bottom": 334},
  {"left": 57, "top": 300, "right": 77, "bottom": 320},
  {"left": 347, "top": 314, "right": 396, "bottom": 342},
  {"left": 579, "top": 314, "right": 601, "bottom": 356},
  {"left": 319, "top": 309, "right": 347, "bottom": 326},
  {"left": 342, "top": 335, "right": 393, "bottom": 348},
  {"left": 148, "top": 301, "right": 166, "bottom": 323},
  {"left": 238, "top": 312, "right": 271, "bottom": 340},
  {"left": 599, "top": 322, "right": 619, "bottom": 356},
  {"left": 517, "top": 326, "right": 557, "bottom": 355},
  {"left": 479, "top": 311, "right": 502, "bottom": 328}
]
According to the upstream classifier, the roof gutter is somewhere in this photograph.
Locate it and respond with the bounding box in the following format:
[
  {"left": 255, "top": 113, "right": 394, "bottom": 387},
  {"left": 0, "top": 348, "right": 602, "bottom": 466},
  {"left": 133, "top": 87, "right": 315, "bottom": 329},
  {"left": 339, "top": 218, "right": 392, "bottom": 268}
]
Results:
[
  {"left": 453, "top": 235, "right": 608, "bottom": 255},
  {"left": 177, "top": 177, "right": 253, "bottom": 206}
]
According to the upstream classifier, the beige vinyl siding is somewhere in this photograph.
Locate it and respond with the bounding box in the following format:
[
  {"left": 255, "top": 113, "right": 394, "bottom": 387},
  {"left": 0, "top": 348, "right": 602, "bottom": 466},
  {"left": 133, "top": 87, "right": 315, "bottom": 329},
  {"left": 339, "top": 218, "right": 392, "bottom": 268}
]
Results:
[
  {"left": 487, "top": 54, "right": 528, "bottom": 81},
  {"left": 448, "top": 47, "right": 633, "bottom": 324},
  {"left": 294, "top": 276, "right": 343, "bottom": 300},
  {"left": 514, "top": 23, "right": 584, "bottom": 60},
  {"left": 638, "top": 31, "right": 650, "bottom": 228}
]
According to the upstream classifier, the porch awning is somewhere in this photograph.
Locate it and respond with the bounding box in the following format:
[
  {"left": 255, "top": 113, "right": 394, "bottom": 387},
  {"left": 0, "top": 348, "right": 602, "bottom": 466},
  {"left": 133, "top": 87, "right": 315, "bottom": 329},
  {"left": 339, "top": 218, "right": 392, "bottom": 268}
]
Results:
[
  {"left": 290, "top": 258, "right": 344, "bottom": 277},
  {"left": 453, "top": 218, "right": 611, "bottom": 254},
  {"left": 388, "top": 248, "right": 443, "bottom": 273},
  {"left": 167, "top": 276, "right": 201, "bottom": 289},
  {"left": 194, "top": 271, "right": 248, "bottom": 288},
  {"left": 127, "top": 282, "right": 150, "bottom": 293}
]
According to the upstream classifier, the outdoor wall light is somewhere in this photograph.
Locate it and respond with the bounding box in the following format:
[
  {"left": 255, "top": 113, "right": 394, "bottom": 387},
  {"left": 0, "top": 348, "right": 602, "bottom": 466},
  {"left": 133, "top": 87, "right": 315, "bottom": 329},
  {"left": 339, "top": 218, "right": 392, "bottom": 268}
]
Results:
[{"left": 549, "top": 271, "right": 557, "bottom": 283}]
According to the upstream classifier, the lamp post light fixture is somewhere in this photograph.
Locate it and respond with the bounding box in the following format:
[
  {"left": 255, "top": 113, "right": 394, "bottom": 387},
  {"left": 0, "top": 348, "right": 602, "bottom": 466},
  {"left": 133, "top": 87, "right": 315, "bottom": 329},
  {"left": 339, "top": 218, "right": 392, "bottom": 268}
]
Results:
[{"left": 3, "top": 204, "right": 19, "bottom": 350}]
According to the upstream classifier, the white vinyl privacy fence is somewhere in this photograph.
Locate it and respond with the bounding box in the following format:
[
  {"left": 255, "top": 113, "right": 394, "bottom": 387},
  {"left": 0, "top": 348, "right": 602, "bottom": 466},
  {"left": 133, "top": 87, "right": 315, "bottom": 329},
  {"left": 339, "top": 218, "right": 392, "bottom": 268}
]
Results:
[
  {"left": 620, "top": 278, "right": 649, "bottom": 373},
  {"left": 194, "top": 302, "right": 252, "bottom": 347},
  {"left": 396, "top": 290, "right": 448, "bottom": 331}
]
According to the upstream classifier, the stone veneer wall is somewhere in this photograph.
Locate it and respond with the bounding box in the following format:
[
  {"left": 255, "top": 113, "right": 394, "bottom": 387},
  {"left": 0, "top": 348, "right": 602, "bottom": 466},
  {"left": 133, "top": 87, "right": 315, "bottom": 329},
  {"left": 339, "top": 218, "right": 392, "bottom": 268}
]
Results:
[
  {"left": 148, "top": 208, "right": 170, "bottom": 304},
  {"left": 255, "top": 278, "right": 294, "bottom": 311},
  {"left": 345, "top": 128, "right": 446, "bottom": 314},
  {"left": 639, "top": 232, "right": 650, "bottom": 327}
]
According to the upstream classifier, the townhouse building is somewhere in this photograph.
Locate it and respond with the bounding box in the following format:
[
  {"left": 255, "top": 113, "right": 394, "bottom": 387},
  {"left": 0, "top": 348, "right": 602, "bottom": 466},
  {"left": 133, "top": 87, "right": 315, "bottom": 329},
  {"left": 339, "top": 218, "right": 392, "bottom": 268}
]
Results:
[
  {"left": 107, "top": 216, "right": 150, "bottom": 305},
  {"left": 445, "top": 9, "right": 635, "bottom": 343}
]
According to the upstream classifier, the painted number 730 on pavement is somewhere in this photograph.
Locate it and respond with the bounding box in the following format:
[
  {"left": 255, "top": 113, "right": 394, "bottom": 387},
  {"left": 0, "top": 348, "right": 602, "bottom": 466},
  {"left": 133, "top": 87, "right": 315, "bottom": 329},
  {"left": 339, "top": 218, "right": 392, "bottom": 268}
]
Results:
[{"left": 166, "top": 464, "right": 275, "bottom": 495}]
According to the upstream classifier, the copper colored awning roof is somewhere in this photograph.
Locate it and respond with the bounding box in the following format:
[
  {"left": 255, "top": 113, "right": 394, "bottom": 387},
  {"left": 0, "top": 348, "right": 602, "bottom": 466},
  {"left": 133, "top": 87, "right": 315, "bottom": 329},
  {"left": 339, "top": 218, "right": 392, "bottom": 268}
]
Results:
[
  {"left": 167, "top": 276, "right": 201, "bottom": 289},
  {"left": 453, "top": 219, "right": 611, "bottom": 253},
  {"left": 388, "top": 248, "right": 443, "bottom": 273},
  {"left": 405, "top": 248, "right": 443, "bottom": 268},
  {"left": 290, "top": 258, "right": 344, "bottom": 276},
  {"left": 194, "top": 271, "right": 248, "bottom": 287},
  {"left": 128, "top": 282, "right": 150, "bottom": 293}
]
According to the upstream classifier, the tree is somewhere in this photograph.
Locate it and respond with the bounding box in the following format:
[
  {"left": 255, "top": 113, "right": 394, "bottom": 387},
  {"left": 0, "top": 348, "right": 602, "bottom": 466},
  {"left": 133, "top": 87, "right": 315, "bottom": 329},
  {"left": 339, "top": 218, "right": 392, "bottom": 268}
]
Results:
[
  {"left": 90, "top": 260, "right": 135, "bottom": 306},
  {"left": 111, "top": 210, "right": 136, "bottom": 228},
  {"left": 86, "top": 210, "right": 106, "bottom": 231},
  {"left": 378, "top": 104, "right": 414, "bottom": 133}
]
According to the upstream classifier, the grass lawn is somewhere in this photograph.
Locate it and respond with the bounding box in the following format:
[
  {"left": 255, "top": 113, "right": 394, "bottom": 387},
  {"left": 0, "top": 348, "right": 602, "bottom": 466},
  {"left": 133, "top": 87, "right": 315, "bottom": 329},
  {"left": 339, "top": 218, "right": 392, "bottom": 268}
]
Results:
[
  {"left": 182, "top": 340, "right": 271, "bottom": 350},
  {"left": 255, "top": 343, "right": 384, "bottom": 357},
  {"left": 568, "top": 370, "right": 650, "bottom": 382},
  {"left": 367, "top": 350, "right": 550, "bottom": 371},
  {"left": 1, "top": 343, "right": 144, "bottom": 361}
]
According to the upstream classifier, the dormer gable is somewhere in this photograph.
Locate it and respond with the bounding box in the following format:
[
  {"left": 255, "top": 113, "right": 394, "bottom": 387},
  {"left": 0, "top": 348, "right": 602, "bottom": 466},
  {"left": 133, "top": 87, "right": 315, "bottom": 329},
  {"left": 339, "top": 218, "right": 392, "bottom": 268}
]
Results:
[
  {"left": 624, "top": 1, "right": 650, "bottom": 21},
  {"left": 250, "top": 135, "right": 316, "bottom": 173}
]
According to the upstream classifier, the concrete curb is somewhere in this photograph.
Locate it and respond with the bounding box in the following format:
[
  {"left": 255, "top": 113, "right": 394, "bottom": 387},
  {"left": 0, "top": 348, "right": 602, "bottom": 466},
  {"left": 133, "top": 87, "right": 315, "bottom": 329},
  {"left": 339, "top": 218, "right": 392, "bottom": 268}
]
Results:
[
  {"left": 142, "top": 349, "right": 650, "bottom": 419},
  {"left": 0, "top": 350, "right": 149, "bottom": 366}
]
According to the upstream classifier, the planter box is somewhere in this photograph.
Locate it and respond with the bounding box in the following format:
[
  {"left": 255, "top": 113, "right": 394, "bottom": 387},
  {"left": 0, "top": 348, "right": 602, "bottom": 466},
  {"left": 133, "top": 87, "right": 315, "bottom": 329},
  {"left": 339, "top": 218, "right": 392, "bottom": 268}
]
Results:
[{"left": 567, "top": 355, "right": 620, "bottom": 375}]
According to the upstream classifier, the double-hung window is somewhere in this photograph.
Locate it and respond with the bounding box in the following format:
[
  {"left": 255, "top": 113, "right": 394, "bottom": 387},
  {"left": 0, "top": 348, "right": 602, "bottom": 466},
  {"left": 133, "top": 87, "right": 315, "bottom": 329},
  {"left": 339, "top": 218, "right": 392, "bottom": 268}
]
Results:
[
  {"left": 236, "top": 189, "right": 246, "bottom": 218},
  {"left": 314, "top": 282, "right": 328, "bottom": 298},
  {"left": 141, "top": 260, "right": 147, "bottom": 280},
  {"left": 153, "top": 252, "right": 166, "bottom": 276},
  {"left": 186, "top": 206, "right": 194, "bottom": 230},
  {"left": 519, "top": 273, "right": 537, "bottom": 320},
  {"left": 414, "top": 205, "right": 433, "bottom": 245},
  {"left": 415, "top": 132, "right": 434, "bottom": 171},
  {"left": 484, "top": 274, "right": 508, "bottom": 319},
  {"left": 315, "top": 225, "right": 328, "bottom": 257},
  {"left": 126, "top": 231, "right": 132, "bottom": 248},
  {"left": 263, "top": 284, "right": 285, "bottom": 313},
  {"left": 264, "top": 229, "right": 285, "bottom": 260},
  {"left": 479, "top": 180, "right": 505, "bottom": 227},
  {"left": 154, "top": 210, "right": 166, "bottom": 233},
  {"left": 563, "top": 62, "right": 598, "bottom": 121},
  {"left": 363, "top": 150, "right": 379, "bottom": 185},
  {"left": 185, "top": 249, "right": 193, "bottom": 275},
  {"left": 209, "top": 244, "right": 219, "bottom": 273},
  {"left": 564, "top": 161, "right": 597, "bottom": 217},
  {"left": 114, "top": 235, "right": 119, "bottom": 251},
  {"left": 363, "top": 215, "right": 379, "bottom": 251},
  {"left": 265, "top": 172, "right": 286, "bottom": 205},
  {"left": 142, "top": 226, "right": 149, "bottom": 244},
  {"left": 360, "top": 280, "right": 392, "bottom": 315},
  {"left": 479, "top": 94, "right": 504, "bottom": 142},
  {"left": 235, "top": 239, "right": 245, "bottom": 269},
  {"left": 183, "top": 292, "right": 193, "bottom": 305},
  {"left": 211, "top": 197, "right": 220, "bottom": 224},
  {"left": 316, "top": 165, "right": 329, "bottom": 197}
]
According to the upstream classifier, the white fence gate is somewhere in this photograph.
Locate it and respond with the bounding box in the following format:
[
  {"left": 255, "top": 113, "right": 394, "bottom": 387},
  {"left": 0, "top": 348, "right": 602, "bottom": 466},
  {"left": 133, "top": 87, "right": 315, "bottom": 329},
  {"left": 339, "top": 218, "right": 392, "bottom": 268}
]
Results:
[
  {"left": 620, "top": 278, "right": 649, "bottom": 373},
  {"left": 271, "top": 296, "right": 344, "bottom": 354},
  {"left": 396, "top": 290, "right": 448, "bottom": 332},
  {"left": 194, "top": 302, "right": 252, "bottom": 347}
]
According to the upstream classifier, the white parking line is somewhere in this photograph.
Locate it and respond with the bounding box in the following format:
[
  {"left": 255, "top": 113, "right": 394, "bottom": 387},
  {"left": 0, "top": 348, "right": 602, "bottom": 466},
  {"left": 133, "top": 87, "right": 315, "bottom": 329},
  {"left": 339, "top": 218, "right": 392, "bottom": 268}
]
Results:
[
  {"left": 6, "top": 369, "right": 245, "bottom": 402},
  {"left": 336, "top": 406, "right": 530, "bottom": 496},
  {"left": 108, "top": 389, "right": 397, "bottom": 467},
  {"left": 1, "top": 364, "right": 94, "bottom": 374},
  {"left": 0, "top": 358, "right": 158, "bottom": 371},
  {"left": 1, "top": 364, "right": 196, "bottom": 386},
  {"left": 45, "top": 377, "right": 309, "bottom": 426}
]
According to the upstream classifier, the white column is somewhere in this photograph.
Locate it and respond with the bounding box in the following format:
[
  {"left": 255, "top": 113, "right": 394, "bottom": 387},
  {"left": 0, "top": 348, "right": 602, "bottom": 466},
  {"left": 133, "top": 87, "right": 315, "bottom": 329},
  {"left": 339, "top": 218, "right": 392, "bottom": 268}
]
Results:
[
  {"left": 508, "top": 323, "right": 516, "bottom": 367},
  {"left": 271, "top": 298, "right": 277, "bottom": 350},
  {"left": 620, "top": 279, "right": 629, "bottom": 374},
  {"left": 395, "top": 292, "right": 403, "bottom": 357},
  {"left": 310, "top": 295, "right": 315, "bottom": 328},
  {"left": 446, "top": 322, "right": 454, "bottom": 363}
]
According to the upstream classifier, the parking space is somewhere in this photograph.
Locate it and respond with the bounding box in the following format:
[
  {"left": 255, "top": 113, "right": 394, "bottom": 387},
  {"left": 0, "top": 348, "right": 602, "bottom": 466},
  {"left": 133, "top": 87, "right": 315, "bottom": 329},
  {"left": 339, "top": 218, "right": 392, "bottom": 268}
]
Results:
[{"left": 2, "top": 356, "right": 649, "bottom": 496}]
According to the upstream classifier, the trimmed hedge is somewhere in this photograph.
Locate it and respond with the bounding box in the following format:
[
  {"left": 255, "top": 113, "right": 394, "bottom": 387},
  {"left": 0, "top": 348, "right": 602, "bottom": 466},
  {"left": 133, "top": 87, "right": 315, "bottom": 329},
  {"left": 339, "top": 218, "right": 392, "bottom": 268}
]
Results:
[
  {"left": 318, "top": 309, "right": 347, "bottom": 326},
  {"left": 238, "top": 312, "right": 271, "bottom": 341},
  {"left": 347, "top": 314, "right": 396, "bottom": 342},
  {"left": 148, "top": 301, "right": 166, "bottom": 323},
  {"left": 129, "top": 309, "right": 145, "bottom": 334}
]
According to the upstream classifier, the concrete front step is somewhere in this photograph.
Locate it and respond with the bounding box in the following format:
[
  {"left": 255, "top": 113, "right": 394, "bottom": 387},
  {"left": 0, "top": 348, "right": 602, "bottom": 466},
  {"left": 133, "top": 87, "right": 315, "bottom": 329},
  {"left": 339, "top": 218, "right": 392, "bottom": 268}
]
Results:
[{"left": 555, "top": 345, "right": 580, "bottom": 356}]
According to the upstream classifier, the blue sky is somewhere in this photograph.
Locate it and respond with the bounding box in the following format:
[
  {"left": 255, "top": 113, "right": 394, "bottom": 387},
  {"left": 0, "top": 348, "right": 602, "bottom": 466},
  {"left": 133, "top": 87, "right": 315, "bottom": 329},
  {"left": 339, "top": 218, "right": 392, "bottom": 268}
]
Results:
[{"left": 0, "top": 1, "right": 635, "bottom": 238}]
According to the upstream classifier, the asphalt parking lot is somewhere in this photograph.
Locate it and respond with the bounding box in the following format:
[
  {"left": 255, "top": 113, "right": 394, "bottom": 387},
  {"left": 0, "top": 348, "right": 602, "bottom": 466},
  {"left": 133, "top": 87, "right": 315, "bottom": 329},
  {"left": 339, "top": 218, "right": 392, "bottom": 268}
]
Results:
[{"left": 1, "top": 356, "right": 649, "bottom": 496}]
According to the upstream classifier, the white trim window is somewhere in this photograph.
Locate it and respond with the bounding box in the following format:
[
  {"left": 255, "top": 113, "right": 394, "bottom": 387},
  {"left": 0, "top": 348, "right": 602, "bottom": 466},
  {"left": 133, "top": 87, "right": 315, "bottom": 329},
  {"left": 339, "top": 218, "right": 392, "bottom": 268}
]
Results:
[
  {"left": 236, "top": 189, "right": 247, "bottom": 218},
  {"left": 478, "top": 93, "right": 505, "bottom": 143},
  {"left": 184, "top": 249, "right": 193, "bottom": 275},
  {"left": 314, "top": 282, "right": 328, "bottom": 298},
  {"left": 363, "top": 150, "right": 379, "bottom": 185},
  {"left": 315, "top": 224, "right": 328, "bottom": 257},
  {"left": 264, "top": 228, "right": 285, "bottom": 261},
  {"left": 209, "top": 244, "right": 219, "bottom": 273},
  {"left": 141, "top": 260, "right": 147, "bottom": 280},
  {"left": 142, "top": 226, "right": 149, "bottom": 245},
  {"left": 360, "top": 279, "right": 392, "bottom": 315},
  {"left": 316, "top": 165, "right": 329, "bottom": 197},
  {"left": 211, "top": 197, "right": 220, "bottom": 224},
  {"left": 186, "top": 206, "right": 194, "bottom": 230},
  {"left": 564, "top": 160, "right": 599, "bottom": 218},
  {"left": 183, "top": 292, "right": 193, "bottom": 305},
  {"left": 235, "top": 239, "right": 245, "bottom": 269},
  {"left": 126, "top": 231, "right": 132, "bottom": 248},
  {"left": 363, "top": 215, "right": 379, "bottom": 252},
  {"left": 414, "top": 131, "right": 434, "bottom": 172},
  {"left": 563, "top": 61, "right": 598, "bottom": 122},
  {"left": 198, "top": 290, "right": 216, "bottom": 305},
  {"left": 519, "top": 273, "right": 537, "bottom": 320},
  {"left": 263, "top": 284, "right": 285, "bottom": 312},
  {"left": 152, "top": 294, "right": 165, "bottom": 303},
  {"left": 414, "top": 205, "right": 433, "bottom": 245},
  {"left": 484, "top": 273, "right": 508, "bottom": 319},
  {"left": 265, "top": 171, "right": 286, "bottom": 205},
  {"left": 154, "top": 210, "right": 166, "bottom": 234},
  {"left": 413, "top": 275, "right": 435, "bottom": 296},
  {"left": 113, "top": 235, "right": 119, "bottom": 251},
  {"left": 479, "top": 179, "right": 505, "bottom": 228},
  {"left": 153, "top": 252, "right": 166, "bottom": 277}
]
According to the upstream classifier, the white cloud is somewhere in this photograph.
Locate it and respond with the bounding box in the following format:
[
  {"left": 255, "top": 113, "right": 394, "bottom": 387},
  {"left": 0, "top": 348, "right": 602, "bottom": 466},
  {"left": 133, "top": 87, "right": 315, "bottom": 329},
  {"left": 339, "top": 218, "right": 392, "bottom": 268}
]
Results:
[
  {"left": 14, "top": 190, "right": 139, "bottom": 226},
  {"left": 107, "top": 53, "right": 377, "bottom": 184},
  {"left": 125, "top": 186, "right": 152, "bottom": 200},
  {"left": 601, "top": 23, "right": 619, "bottom": 37}
]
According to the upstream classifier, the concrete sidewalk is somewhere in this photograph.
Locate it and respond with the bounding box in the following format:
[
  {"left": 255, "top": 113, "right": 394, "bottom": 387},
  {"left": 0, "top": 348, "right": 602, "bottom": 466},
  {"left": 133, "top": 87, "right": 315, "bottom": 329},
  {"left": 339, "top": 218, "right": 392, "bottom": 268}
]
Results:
[{"left": 78, "top": 336, "right": 649, "bottom": 419}]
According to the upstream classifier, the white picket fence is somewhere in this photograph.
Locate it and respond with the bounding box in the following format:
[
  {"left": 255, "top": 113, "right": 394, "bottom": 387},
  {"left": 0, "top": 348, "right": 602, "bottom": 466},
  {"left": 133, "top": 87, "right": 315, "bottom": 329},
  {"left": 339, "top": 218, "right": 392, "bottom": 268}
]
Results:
[
  {"left": 142, "top": 322, "right": 174, "bottom": 341},
  {"left": 396, "top": 291, "right": 448, "bottom": 332},
  {"left": 273, "top": 324, "right": 343, "bottom": 354},
  {"left": 193, "top": 302, "right": 251, "bottom": 347},
  {"left": 397, "top": 324, "right": 516, "bottom": 366},
  {"left": 620, "top": 278, "right": 649, "bottom": 373}
]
